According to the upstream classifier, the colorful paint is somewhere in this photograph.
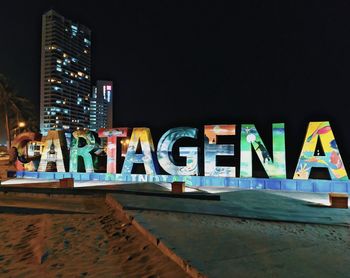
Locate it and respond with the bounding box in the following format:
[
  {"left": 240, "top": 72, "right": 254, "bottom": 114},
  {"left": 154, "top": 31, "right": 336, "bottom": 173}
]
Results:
[
  {"left": 121, "top": 128, "right": 158, "bottom": 175},
  {"left": 69, "top": 130, "right": 99, "bottom": 173},
  {"left": 98, "top": 128, "right": 128, "bottom": 174},
  {"left": 38, "top": 130, "right": 68, "bottom": 172},
  {"left": 294, "top": 121, "right": 348, "bottom": 180},
  {"left": 157, "top": 127, "right": 198, "bottom": 175},
  {"left": 12, "top": 132, "right": 42, "bottom": 171},
  {"left": 13, "top": 122, "right": 348, "bottom": 183},
  {"left": 204, "top": 125, "right": 236, "bottom": 177},
  {"left": 240, "top": 123, "right": 286, "bottom": 178}
]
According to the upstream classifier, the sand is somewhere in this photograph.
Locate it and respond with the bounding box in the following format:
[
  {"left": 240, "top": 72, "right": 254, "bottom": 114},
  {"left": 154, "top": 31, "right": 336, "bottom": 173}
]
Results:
[
  {"left": 0, "top": 158, "right": 15, "bottom": 182},
  {"left": 0, "top": 193, "right": 189, "bottom": 278}
]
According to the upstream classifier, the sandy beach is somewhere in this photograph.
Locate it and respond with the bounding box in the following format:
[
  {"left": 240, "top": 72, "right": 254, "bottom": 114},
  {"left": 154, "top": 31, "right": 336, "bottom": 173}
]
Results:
[
  {"left": 0, "top": 157, "right": 14, "bottom": 182},
  {"left": 0, "top": 193, "right": 188, "bottom": 277}
]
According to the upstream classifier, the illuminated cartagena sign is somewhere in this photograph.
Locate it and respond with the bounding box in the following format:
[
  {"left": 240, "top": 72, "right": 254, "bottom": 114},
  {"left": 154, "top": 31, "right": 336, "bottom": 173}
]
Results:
[{"left": 13, "top": 121, "right": 349, "bottom": 182}]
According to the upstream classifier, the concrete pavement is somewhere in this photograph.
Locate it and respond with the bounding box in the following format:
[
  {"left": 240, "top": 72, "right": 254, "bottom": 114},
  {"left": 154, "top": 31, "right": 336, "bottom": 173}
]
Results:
[{"left": 107, "top": 188, "right": 350, "bottom": 277}]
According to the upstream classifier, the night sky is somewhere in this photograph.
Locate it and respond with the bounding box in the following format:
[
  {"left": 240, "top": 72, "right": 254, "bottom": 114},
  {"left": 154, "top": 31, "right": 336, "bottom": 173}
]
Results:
[{"left": 1, "top": 1, "right": 350, "bottom": 176}]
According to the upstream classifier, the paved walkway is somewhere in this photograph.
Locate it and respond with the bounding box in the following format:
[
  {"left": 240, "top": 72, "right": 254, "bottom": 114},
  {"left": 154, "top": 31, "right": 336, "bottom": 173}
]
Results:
[
  {"left": 108, "top": 188, "right": 350, "bottom": 277},
  {"left": 111, "top": 189, "right": 350, "bottom": 226}
]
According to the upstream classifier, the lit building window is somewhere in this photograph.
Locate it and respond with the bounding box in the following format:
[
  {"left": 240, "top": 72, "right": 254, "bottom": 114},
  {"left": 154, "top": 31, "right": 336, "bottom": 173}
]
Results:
[
  {"left": 84, "top": 38, "right": 91, "bottom": 46},
  {"left": 71, "top": 25, "right": 78, "bottom": 36}
]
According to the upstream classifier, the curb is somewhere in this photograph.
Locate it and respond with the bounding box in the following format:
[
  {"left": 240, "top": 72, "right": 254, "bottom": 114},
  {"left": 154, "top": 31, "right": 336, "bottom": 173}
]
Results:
[
  {"left": 0, "top": 185, "right": 220, "bottom": 200},
  {"left": 105, "top": 194, "right": 207, "bottom": 278}
]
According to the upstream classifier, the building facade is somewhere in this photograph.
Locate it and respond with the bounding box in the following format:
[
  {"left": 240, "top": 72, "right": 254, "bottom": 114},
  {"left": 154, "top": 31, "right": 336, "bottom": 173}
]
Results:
[
  {"left": 90, "top": 81, "right": 113, "bottom": 132},
  {"left": 40, "top": 10, "right": 91, "bottom": 136}
]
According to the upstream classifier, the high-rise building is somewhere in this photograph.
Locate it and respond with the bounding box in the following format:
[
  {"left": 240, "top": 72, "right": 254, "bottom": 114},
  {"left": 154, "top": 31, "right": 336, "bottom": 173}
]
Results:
[
  {"left": 40, "top": 10, "right": 91, "bottom": 136},
  {"left": 90, "top": 81, "right": 113, "bottom": 132}
]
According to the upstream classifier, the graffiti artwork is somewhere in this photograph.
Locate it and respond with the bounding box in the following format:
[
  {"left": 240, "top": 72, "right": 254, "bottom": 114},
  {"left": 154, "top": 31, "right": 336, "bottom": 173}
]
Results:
[
  {"left": 204, "top": 125, "right": 236, "bottom": 177},
  {"left": 69, "top": 130, "right": 100, "bottom": 173},
  {"left": 12, "top": 132, "right": 42, "bottom": 171},
  {"left": 98, "top": 128, "right": 128, "bottom": 174},
  {"left": 121, "top": 128, "right": 158, "bottom": 175},
  {"left": 294, "top": 121, "right": 347, "bottom": 180},
  {"left": 240, "top": 123, "right": 286, "bottom": 179},
  {"left": 37, "top": 130, "right": 68, "bottom": 172},
  {"left": 157, "top": 127, "right": 198, "bottom": 176},
  {"left": 11, "top": 121, "right": 349, "bottom": 183}
]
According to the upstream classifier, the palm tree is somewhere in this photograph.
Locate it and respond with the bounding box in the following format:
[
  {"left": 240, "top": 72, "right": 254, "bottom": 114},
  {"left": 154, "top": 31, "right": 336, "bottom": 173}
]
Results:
[{"left": 0, "top": 74, "right": 35, "bottom": 152}]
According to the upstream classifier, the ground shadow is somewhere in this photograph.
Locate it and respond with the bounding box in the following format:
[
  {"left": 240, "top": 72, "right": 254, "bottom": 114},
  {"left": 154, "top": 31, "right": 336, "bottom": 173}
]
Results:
[{"left": 0, "top": 206, "right": 92, "bottom": 215}]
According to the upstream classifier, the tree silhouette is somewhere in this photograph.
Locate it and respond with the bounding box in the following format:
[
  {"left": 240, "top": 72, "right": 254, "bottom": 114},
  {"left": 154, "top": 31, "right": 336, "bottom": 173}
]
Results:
[{"left": 0, "top": 74, "right": 37, "bottom": 152}]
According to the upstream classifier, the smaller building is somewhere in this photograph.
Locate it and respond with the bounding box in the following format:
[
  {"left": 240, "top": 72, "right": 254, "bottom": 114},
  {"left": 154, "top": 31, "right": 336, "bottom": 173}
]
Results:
[{"left": 90, "top": 81, "right": 113, "bottom": 132}]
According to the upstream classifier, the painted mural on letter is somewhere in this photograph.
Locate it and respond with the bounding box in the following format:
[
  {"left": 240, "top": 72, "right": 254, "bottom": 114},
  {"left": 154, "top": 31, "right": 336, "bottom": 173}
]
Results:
[
  {"left": 204, "top": 125, "right": 236, "bottom": 177},
  {"left": 121, "top": 128, "right": 158, "bottom": 175},
  {"left": 157, "top": 127, "right": 198, "bottom": 176},
  {"left": 294, "top": 121, "right": 348, "bottom": 180},
  {"left": 240, "top": 123, "right": 286, "bottom": 179}
]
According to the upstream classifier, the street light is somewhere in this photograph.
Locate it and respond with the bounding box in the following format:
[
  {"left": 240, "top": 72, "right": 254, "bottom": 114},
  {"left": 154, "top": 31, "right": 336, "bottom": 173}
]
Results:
[
  {"left": 12, "top": 121, "right": 26, "bottom": 138},
  {"left": 121, "top": 138, "right": 130, "bottom": 157}
]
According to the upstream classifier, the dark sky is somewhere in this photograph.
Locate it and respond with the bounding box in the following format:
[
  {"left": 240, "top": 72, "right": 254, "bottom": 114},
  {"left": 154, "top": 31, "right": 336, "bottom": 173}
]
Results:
[{"left": 1, "top": 1, "right": 350, "bottom": 176}]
